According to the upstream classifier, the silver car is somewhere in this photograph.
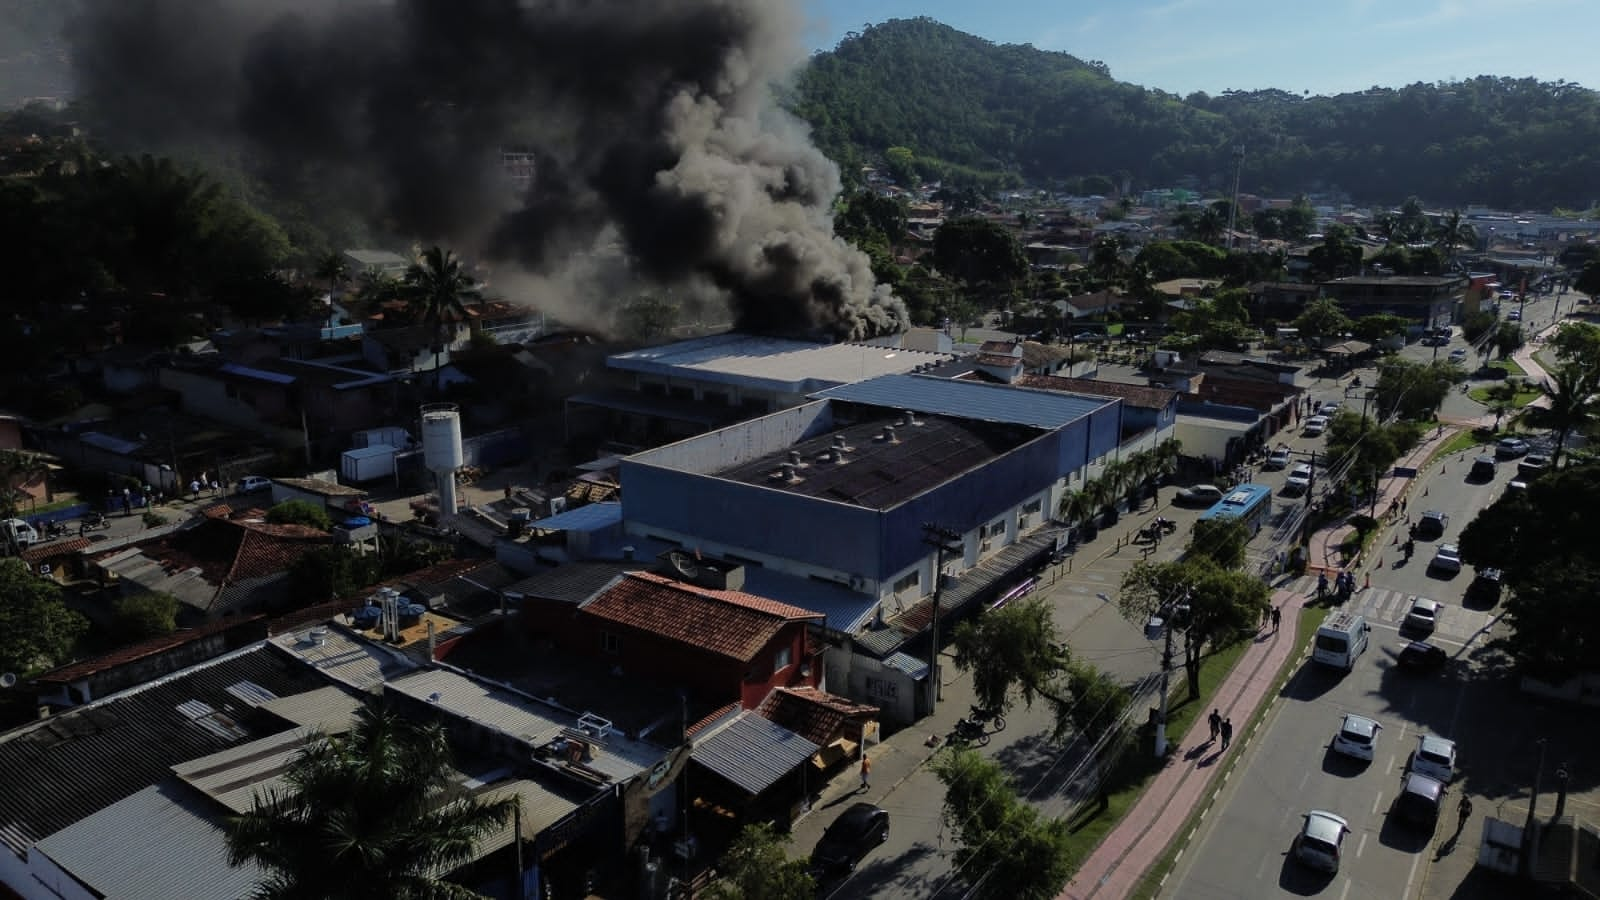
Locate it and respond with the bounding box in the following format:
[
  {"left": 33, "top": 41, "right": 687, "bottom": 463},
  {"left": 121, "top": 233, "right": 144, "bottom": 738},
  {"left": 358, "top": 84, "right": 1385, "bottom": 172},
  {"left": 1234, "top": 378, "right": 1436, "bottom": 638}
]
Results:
[
  {"left": 1331, "top": 713, "right": 1382, "bottom": 761},
  {"left": 1294, "top": 810, "right": 1351, "bottom": 872}
]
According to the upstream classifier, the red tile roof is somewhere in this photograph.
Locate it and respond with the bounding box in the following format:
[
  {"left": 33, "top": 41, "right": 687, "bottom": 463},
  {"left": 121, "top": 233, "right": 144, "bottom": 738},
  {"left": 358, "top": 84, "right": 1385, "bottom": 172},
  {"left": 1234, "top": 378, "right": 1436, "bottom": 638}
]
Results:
[
  {"left": 34, "top": 615, "right": 266, "bottom": 683},
  {"left": 757, "top": 687, "right": 879, "bottom": 746},
  {"left": 580, "top": 572, "right": 824, "bottom": 663},
  {"left": 21, "top": 537, "right": 93, "bottom": 562}
]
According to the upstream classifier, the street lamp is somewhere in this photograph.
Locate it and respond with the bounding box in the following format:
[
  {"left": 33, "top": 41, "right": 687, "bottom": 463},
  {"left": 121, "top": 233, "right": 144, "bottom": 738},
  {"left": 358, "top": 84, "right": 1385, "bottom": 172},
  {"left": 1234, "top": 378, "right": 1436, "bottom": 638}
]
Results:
[{"left": 1145, "top": 592, "right": 1191, "bottom": 757}]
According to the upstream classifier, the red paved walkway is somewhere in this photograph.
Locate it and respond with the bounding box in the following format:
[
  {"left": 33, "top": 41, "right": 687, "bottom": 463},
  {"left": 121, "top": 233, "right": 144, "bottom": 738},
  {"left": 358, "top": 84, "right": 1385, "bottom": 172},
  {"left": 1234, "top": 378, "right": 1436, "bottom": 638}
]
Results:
[{"left": 1062, "top": 588, "right": 1301, "bottom": 900}]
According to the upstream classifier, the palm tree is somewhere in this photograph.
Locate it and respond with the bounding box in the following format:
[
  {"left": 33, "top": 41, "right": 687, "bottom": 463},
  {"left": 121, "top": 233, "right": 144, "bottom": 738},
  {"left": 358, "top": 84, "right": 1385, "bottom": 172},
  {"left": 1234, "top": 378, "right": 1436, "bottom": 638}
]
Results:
[
  {"left": 1481, "top": 381, "right": 1519, "bottom": 431},
  {"left": 403, "top": 246, "right": 482, "bottom": 386},
  {"left": 1522, "top": 363, "right": 1599, "bottom": 465},
  {"left": 315, "top": 252, "right": 351, "bottom": 298},
  {"left": 1122, "top": 449, "right": 1155, "bottom": 509},
  {"left": 0, "top": 450, "right": 49, "bottom": 518},
  {"left": 1098, "top": 460, "right": 1130, "bottom": 524},
  {"left": 1431, "top": 210, "right": 1477, "bottom": 270},
  {"left": 227, "top": 701, "right": 516, "bottom": 899}
]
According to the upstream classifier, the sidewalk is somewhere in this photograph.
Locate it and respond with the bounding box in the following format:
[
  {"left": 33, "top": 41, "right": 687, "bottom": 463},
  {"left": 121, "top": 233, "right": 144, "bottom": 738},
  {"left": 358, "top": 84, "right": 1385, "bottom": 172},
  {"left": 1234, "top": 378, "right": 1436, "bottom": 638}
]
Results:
[
  {"left": 1062, "top": 588, "right": 1302, "bottom": 899},
  {"left": 1306, "top": 425, "right": 1460, "bottom": 576}
]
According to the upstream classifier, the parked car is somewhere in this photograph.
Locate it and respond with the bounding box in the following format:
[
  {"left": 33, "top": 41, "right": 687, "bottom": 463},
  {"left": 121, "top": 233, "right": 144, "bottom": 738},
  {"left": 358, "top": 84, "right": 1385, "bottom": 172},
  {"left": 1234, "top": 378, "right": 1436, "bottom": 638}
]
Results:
[
  {"left": 810, "top": 803, "right": 889, "bottom": 876},
  {"left": 1508, "top": 309, "right": 1522, "bottom": 321},
  {"left": 1175, "top": 484, "right": 1225, "bottom": 507},
  {"left": 1284, "top": 463, "right": 1313, "bottom": 495},
  {"left": 1303, "top": 415, "right": 1330, "bottom": 436},
  {"left": 1466, "top": 568, "right": 1503, "bottom": 605},
  {"left": 1428, "top": 545, "right": 1462, "bottom": 575},
  {"left": 237, "top": 475, "right": 272, "bottom": 494},
  {"left": 1412, "top": 510, "right": 1449, "bottom": 540},
  {"left": 1397, "top": 640, "right": 1449, "bottom": 671},
  {"left": 1495, "top": 437, "right": 1530, "bottom": 458},
  {"left": 1517, "top": 454, "right": 1551, "bottom": 479},
  {"left": 1319, "top": 401, "right": 1342, "bottom": 417},
  {"left": 1293, "top": 810, "right": 1351, "bottom": 873},
  {"left": 1448, "top": 348, "right": 1469, "bottom": 362},
  {"left": 1264, "top": 446, "right": 1293, "bottom": 471},
  {"left": 1395, "top": 771, "right": 1446, "bottom": 829},
  {"left": 1331, "top": 713, "right": 1383, "bottom": 761},
  {"left": 1411, "top": 735, "right": 1457, "bottom": 783},
  {"left": 1403, "top": 597, "right": 1441, "bottom": 633}
]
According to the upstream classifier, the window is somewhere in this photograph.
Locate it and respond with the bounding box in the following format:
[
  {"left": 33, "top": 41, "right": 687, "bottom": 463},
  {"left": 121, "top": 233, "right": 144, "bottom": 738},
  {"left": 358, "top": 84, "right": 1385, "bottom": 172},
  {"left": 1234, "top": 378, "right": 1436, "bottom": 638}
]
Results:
[
  {"left": 1023, "top": 499, "right": 1043, "bottom": 515},
  {"left": 772, "top": 645, "right": 793, "bottom": 672},
  {"left": 893, "top": 571, "right": 920, "bottom": 595},
  {"left": 600, "top": 631, "right": 621, "bottom": 654}
]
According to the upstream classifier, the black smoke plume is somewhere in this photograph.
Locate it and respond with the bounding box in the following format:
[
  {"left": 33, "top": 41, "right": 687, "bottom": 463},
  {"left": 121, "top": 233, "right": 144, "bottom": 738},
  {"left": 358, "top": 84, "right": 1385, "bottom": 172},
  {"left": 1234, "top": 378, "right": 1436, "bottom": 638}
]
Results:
[{"left": 66, "top": 0, "right": 906, "bottom": 340}]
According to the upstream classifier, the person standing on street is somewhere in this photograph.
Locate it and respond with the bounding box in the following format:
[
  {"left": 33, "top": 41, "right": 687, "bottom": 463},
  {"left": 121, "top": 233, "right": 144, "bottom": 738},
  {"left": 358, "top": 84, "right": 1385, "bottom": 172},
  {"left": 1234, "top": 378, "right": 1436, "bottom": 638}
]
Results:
[
  {"left": 1208, "top": 709, "right": 1222, "bottom": 742},
  {"left": 1220, "top": 718, "right": 1234, "bottom": 750},
  {"left": 859, "top": 754, "right": 871, "bottom": 791},
  {"left": 1271, "top": 607, "right": 1281, "bottom": 631}
]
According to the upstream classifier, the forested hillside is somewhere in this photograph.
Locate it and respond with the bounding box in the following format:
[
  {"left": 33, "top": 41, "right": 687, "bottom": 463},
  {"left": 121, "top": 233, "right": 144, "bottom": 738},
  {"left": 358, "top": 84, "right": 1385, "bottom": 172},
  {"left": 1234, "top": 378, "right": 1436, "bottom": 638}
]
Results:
[{"left": 793, "top": 17, "right": 1600, "bottom": 209}]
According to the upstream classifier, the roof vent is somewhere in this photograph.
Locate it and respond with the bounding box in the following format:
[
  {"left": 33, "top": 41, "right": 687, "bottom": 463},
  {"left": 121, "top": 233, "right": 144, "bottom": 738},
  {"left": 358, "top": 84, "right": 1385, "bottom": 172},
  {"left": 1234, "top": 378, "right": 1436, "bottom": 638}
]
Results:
[
  {"left": 902, "top": 410, "right": 919, "bottom": 427},
  {"left": 879, "top": 425, "right": 898, "bottom": 443},
  {"left": 787, "top": 450, "right": 803, "bottom": 466},
  {"left": 831, "top": 435, "right": 849, "bottom": 454},
  {"left": 780, "top": 462, "right": 800, "bottom": 482},
  {"left": 816, "top": 450, "right": 836, "bottom": 464}
]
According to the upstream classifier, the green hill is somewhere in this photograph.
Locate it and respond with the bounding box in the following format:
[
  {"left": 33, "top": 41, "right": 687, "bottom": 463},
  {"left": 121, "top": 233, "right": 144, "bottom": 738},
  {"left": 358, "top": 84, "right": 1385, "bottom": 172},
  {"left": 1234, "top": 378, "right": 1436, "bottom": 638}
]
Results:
[{"left": 792, "top": 17, "right": 1600, "bottom": 209}]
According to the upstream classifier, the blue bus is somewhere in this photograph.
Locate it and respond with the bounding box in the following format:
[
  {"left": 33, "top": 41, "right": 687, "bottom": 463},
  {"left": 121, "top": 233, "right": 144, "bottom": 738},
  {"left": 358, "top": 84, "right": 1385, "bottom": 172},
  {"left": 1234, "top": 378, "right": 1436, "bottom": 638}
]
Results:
[{"left": 1198, "top": 483, "right": 1274, "bottom": 534}]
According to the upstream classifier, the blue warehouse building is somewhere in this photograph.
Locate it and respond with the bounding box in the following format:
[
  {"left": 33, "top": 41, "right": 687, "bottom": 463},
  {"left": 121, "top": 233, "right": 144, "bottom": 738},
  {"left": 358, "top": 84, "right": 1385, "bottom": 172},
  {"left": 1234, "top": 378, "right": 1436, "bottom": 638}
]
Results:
[{"left": 619, "top": 374, "right": 1122, "bottom": 720}]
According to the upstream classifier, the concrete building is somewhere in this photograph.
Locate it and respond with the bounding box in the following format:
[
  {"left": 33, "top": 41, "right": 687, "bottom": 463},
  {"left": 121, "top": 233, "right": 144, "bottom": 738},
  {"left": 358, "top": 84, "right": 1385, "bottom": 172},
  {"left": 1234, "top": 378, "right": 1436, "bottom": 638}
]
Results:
[{"left": 1319, "top": 274, "right": 1468, "bottom": 331}]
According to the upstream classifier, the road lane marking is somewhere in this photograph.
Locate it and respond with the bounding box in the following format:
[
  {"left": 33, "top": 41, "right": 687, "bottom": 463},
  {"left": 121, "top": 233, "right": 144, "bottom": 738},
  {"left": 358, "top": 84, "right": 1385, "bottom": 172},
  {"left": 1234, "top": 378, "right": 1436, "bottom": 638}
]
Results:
[
  {"left": 1372, "top": 792, "right": 1383, "bottom": 816},
  {"left": 1339, "top": 877, "right": 1352, "bottom": 900},
  {"left": 1357, "top": 832, "right": 1368, "bottom": 857},
  {"left": 1404, "top": 846, "right": 1422, "bottom": 897}
]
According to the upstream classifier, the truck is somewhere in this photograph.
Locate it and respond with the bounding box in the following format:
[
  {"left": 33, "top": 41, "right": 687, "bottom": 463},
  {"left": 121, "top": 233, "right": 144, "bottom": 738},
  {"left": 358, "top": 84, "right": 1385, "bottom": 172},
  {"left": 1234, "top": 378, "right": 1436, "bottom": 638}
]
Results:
[
  {"left": 341, "top": 445, "right": 397, "bottom": 484},
  {"left": 1, "top": 518, "right": 40, "bottom": 551}
]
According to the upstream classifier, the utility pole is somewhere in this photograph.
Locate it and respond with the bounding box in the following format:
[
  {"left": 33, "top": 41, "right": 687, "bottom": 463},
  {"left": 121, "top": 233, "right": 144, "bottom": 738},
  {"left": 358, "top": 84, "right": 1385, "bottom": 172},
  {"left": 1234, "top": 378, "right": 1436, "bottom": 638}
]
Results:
[
  {"left": 922, "top": 522, "right": 962, "bottom": 710},
  {"left": 1225, "top": 146, "right": 1245, "bottom": 251},
  {"left": 1149, "top": 590, "right": 1189, "bottom": 757}
]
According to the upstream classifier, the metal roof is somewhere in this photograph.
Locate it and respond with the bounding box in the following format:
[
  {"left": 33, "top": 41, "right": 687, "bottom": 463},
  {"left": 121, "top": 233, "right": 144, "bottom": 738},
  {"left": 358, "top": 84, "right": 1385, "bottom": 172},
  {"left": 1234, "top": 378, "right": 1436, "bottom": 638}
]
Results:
[
  {"left": 472, "top": 778, "right": 582, "bottom": 857},
  {"left": 691, "top": 711, "right": 818, "bottom": 795},
  {"left": 607, "top": 333, "right": 955, "bottom": 394},
  {"left": 33, "top": 781, "right": 266, "bottom": 900},
  {"left": 814, "top": 374, "right": 1113, "bottom": 429},
  {"left": 740, "top": 567, "right": 880, "bottom": 635},
  {"left": 530, "top": 500, "right": 622, "bottom": 533},
  {"left": 0, "top": 644, "right": 325, "bottom": 854},
  {"left": 385, "top": 669, "right": 667, "bottom": 783},
  {"left": 171, "top": 725, "right": 328, "bottom": 814},
  {"left": 269, "top": 625, "right": 419, "bottom": 691}
]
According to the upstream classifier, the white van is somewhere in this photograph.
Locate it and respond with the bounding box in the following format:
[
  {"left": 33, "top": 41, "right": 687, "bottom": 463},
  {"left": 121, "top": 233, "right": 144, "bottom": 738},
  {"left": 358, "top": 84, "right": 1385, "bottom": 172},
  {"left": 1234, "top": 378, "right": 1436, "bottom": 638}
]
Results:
[{"left": 1313, "top": 612, "right": 1371, "bottom": 671}]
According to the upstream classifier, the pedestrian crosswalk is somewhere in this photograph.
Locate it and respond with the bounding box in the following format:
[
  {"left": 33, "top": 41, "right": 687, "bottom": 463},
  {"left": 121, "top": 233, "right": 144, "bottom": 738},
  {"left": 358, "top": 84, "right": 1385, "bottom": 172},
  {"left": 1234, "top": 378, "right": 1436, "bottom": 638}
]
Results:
[{"left": 1280, "top": 577, "right": 1498, "bottom": 645}]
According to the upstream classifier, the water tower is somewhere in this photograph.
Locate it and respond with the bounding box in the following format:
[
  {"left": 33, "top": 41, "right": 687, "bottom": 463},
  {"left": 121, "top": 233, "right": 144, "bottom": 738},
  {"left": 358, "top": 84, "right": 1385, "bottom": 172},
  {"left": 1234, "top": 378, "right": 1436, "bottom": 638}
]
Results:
[{"left": 420, "top": 403, "right": 464, "bottom": 524}]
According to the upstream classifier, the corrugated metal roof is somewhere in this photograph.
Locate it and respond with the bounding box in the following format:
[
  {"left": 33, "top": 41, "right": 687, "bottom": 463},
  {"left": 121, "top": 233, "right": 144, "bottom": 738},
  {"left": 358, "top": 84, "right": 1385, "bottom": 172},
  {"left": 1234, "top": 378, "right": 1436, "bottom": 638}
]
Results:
[
  {"left": 257, "top": 684, "right": 365, "bottom": 731},
  {"left": 691, "top": 711, "right": 817, "bottom": 796},
  {"left": 385, "top": 669, "right": 666, "bottom": 783},
  {"left": 606, "top": 333, "right": 956, "bottom": 395},
  {"left": 268, "top": 626, "right": 418, "bottom": 691},
  {"left": 529, "top": 500, "right": 622, "bottom": 533},
  {"left": 814, "top": 373, "right": 1113, "bottom": 429},
  {"left": 171, "top": 726, "right": 323, "bottom": 813},
  {"left": 472, "top": 778, "right": 581, "bottom": 857},
  {"left": 33, "top": 781, "right": 265, "bottom": 900}
]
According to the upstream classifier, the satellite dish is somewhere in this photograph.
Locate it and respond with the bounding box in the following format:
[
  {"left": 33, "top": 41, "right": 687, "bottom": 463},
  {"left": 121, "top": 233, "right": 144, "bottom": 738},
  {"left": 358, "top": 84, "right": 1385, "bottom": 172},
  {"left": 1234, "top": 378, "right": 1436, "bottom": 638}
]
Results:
[
  {"left": 667, "top": 550, "right": 700, "bottom": 581},
  {"left": 0, "top": 673, "right": 16, "bottom": 689}
]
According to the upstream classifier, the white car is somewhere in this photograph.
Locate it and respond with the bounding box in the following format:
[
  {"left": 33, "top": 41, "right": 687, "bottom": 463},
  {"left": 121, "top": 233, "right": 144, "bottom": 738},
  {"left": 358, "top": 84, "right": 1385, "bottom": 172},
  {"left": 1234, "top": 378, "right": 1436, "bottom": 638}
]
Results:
[
  {"left": 1428, "top": 545, "right": 1462, "bottom": 574},
  {"left": 1403, "top": 597, "right": 1440, "bottom": 633},
  {"left": 1448, "top": 348, "right": 1469, "bottom": 363},
  {"left": 1294, "top": 810, "right": 1351, "bottom": 873},
  {"left": 1319, "top": 401, "right": 1342, "bottom": 417},
  {"left": 1412, "top": 735, "right": 1457, "bottom": 783},
  {"left": 1303, "top": 415, "right": 1330, "bottom": 436},
  {"left": 1331, "top": 713, "right": 1383, "bottom": 761},
  {"left": 1284, "top": 463, "right": 1314, "bottom": 495},
  {"left": 1265, "top": 446, "right": 1293, "bottom": 471},
  {"left": 237, "top": 475, "right": 272, "bottom": 495}
]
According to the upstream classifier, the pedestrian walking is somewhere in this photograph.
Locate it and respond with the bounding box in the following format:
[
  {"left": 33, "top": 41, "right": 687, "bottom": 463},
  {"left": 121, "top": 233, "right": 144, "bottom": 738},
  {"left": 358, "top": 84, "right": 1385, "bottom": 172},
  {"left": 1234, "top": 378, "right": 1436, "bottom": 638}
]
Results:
[
  {"left": 1260, "top": 605, "right": 1271, "bottom": 629},
  {"left": 1271, "top": 607, "right": 1281, "bottom": 631},
  {"left": 1220, "top": 718, "right": 1234, "bottom": 750},
  {"left": 1208, "top": 709, "right": 1221, "bottom": 742},
  {"left": 859, "top": 754, "right": 872, "bottom": 791}
]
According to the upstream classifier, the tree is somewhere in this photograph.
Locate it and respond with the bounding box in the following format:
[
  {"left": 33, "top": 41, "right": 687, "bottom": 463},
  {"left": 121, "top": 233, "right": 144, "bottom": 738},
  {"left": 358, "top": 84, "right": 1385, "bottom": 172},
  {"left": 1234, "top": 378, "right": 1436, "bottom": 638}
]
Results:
[
  {"left": 227, "top": 700, "right": 517, "bottom": 899},
  {"left": 1460, "top": 310, "right": 1499, "bottom": 344},
  {"left": 1482, "top": 381, "right": 1519, "bottom": 430},
  {"left": 315, "top": 252, "right": 351, "bottom": 296},
  {"left": 267, "top": 499, "right": 333, "bottom": 531},
  {"left": 1373, "top": 358, "right": 1463, "bottom": 420},
  {"left": 1432, "top": 210, "right": 1477, "bottom": 267},
  {"left": 1493, "top": 322, "right": 1525, "bottom": 360},
  {"left": 1458, "top": 464, "right": 1600, "bottom": 679},
  {"left": 0, "top": 558, "right": 88, "bottom": 675},
  {"left": 1352, "top": 313, "right": 1408, "bottom": 345},
  {"left": 883, "top": 146, "right": 919, "bottom": 187},
  {"left": 1118, "top": 558, "right": 1268, "bottom": 697},
  {"left": 0, "top": 450, "right": 49, "bottom": 518},
  {"left": 1546, "top": 322, "right": 1600, "bottom": 369},
  {"left": 1574, "top": 259, "right": 1600, "bottom": 304},
  {"left": 931, "top": 748, "right": 1077, "bottom": 900},
  {"left": 930, "top": 217, "right": 1027, "bottom": 295},
  {"left": 702, "top": 823, "right": 814, "bottom": 900},
  {"left": 1521, "top": 362, "right": 1599, "bottom": 465},
  {"left": 1326, "top": 411, "right": 1422, "bottom": 496},
  {"left": 1187, "top": 518, "right": 1250, "bottom": 570},
  {"left": 112, "top": 591, "right": 179, "bottom": 641},
  {"left": 1292, "top": 298, "right": 1353, "bottom": 346},
  {"left": 835, "top": 189, "right": 908, "bottom": 246},
  {"left": 1305, "top": 227, "right": 1363, "bottom": 280},
  {"left": 404, "top": 246, "right": 481, "bottom": 384},
  {"left": 618, "top": 295, "right": 680, "bottom": 341},
  {"left": 951, "top": 596, "right": 1127, "bottom": 742}
]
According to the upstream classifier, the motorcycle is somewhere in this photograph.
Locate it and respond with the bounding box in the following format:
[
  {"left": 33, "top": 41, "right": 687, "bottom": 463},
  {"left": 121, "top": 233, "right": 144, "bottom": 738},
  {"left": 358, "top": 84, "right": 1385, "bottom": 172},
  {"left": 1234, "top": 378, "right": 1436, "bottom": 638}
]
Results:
[
  {"left": 1352, "top": 375, "right": 1363, "bottom": 387},
  {"left": 79, "top": 512, "right": 110, "bottom": 533},
  {"left": 43, "top": 521, "right": 68, "bottom": 539},
  {"left": 968, "top": 705, "right": 1007, "bottom": 732},
  {"left": 1153, "top": 516, "right": 1178, "bottom": 534},
  {"left": 951, "top": 717, "right": 991, "bottom": 747}
]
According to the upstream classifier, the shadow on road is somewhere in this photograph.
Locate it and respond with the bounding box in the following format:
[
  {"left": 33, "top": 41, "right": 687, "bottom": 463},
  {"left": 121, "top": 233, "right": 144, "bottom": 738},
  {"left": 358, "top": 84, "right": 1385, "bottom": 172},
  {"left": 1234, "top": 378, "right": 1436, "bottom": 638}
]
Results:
[
  {"left": 993, "top": 731, "right": 1085, "bottom": 800},
  {"left": 1281, "top": 665, "right": 1344, "bottom": 702},
  {"left": 1275, "top": 850, "right": 1335, "bottom": 896},
  {"left": 823, "top": 843, "right": 938, "bottom": 900},
  {"left": 1320, "top": 745, "right": 1372, "bottom": 778},
  {"left": 1377, "top": 803, "right": 1434, "bottom": 853}
]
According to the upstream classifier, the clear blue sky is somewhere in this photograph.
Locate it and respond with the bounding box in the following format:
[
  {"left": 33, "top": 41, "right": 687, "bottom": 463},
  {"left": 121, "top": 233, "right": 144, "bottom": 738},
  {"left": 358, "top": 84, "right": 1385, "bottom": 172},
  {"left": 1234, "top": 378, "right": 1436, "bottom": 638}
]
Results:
[{"left": 803, "top": 0, "right": 1600, "bottom": 97}]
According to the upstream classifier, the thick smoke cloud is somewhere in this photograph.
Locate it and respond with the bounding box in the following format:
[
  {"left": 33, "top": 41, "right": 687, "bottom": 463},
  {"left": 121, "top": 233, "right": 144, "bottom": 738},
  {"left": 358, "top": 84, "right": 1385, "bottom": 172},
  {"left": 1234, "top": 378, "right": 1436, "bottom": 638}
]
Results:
[{"left": 66, "top": 0, "right": 906, "bottom": 340}]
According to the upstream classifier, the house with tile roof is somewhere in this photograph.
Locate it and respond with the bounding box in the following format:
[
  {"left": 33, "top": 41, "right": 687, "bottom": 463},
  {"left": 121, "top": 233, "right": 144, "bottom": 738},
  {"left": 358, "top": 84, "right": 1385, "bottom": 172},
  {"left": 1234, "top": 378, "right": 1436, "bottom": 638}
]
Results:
[
  {"left": 756, "top": 686, "right": 879, "bottom": 770},
  {"left": 89, "top": 506, "right": 331, "bottom": 623},
  {"left": 531, "top": 570, "right": 826, "bottom": 710}
]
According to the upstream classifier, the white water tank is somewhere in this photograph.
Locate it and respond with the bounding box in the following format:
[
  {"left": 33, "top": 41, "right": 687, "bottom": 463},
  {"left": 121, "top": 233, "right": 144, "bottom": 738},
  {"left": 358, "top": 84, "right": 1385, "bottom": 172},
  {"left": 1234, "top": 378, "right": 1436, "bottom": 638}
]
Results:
[{"left": 420, "top": 404, "right": 464, "bottom": 472}]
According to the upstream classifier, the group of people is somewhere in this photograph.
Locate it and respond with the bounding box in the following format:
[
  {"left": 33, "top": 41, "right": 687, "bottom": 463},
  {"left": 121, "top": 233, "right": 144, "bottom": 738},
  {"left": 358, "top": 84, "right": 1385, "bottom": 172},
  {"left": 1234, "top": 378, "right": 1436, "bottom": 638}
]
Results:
[
  {"left": 1317, "top": 569, "right": 1358, "bottom": 601},
  {"left": 1207, "top": 709, "right": 1235, "bottom": 750}
]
